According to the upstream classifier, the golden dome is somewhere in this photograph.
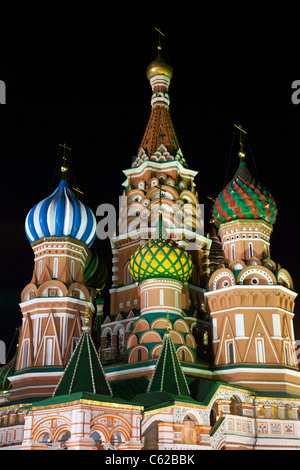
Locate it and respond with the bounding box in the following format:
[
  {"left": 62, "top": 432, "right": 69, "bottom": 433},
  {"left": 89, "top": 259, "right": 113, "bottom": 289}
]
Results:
[{"left": 146, "top": 48, "right": 173, "bottom": 81}]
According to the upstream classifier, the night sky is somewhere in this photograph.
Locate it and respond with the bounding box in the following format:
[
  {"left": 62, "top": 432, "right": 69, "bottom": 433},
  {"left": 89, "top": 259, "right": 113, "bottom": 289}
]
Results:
[{"left": 0, "top": 11, "right": 299, "bottom": 361}]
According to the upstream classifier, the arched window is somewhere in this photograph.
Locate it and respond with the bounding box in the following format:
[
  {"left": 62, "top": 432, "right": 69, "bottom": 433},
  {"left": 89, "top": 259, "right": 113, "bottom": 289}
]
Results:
[
  {"left": 271, "top": 403, "right": 279, "bottom": 419},
  {"left": 181, "top": 415, "right": 198, "bottom": 445},
  {"left": 230, "top": 396, "right": 243, "bottom": 416},
  {"left": 210, "top": 402, "right": 221, "bottom": 428},
  {"left": 285, "top": 404, "right": 292, "bottom": 420}
]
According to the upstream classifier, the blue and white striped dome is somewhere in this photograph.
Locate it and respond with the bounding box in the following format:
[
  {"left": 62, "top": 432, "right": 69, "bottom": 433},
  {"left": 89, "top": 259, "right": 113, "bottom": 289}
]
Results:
[{"left": 25, "top": 179, "right": 97, "bottom": 247}]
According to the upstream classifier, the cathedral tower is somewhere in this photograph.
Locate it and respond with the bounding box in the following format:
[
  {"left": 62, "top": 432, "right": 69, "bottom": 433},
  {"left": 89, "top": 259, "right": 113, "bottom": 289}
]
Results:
[
  {"left": 101, "top": 42, "right": 211, "bottom": 374},
  {"left": 206, "top": 132, "right": 299, "bottom": 394}
]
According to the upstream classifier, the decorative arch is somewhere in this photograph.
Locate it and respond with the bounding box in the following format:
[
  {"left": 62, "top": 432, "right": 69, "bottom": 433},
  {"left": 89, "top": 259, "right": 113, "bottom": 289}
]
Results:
[
  {"left": 277, "top": 268, "right": 294, "bottom": 290},
  {"left": 209, "top": 269, "right": 235, "bottom": 291},
  {"left": 132, "top": 318, "right": 150, "bottom": 334},
  {"left": 169, "top": 330, "right": 185, "bottom": 344},
  {"left": 179, "top": 189, "right": 199, "bottom": 206},
  {"left": 177, "top": 345, "right": 195, "bottom": 362},
  {"left": 127, "top": 344, "right": 148, "bottom": 363},
  {"left": 37, "top": 280, "right": 68, "bottom": 298},
  {"left": 52, "top": 424, "right": 71, "bottom": 443},
  {"left": 173, "top": 318, "right": 190, "bottom": 333},
  {"left": 91, "top": 414, "right": 131, "bottom": 443},
  {"left": 151, "top": 317, "right": 169, "bottom": 330},
  {"left": 68, "top": 282, "right": 90, "bottom": 300},
  {"left": 21, "top": 283, "right": 38, "bottom": 302},
  {"left": 140, "top": 330, "right": 162, "bottom": 344},
  {"left": 150, "top": 344, "right": 163, "bottom": 358},
  {"left": 237, "top": 266, "right": 276, "bottom": 285}
]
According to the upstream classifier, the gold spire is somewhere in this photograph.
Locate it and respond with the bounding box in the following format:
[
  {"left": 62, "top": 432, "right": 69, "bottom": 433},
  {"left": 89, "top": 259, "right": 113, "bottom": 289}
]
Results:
[{"left": 234, "top": 124, "right": 247, "bottom": 161}]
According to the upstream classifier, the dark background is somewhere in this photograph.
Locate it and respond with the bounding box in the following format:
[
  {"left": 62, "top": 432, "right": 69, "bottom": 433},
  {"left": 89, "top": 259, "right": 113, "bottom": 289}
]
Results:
[{"left": 0, "top": 8, "right": 299, "bottom": 361}]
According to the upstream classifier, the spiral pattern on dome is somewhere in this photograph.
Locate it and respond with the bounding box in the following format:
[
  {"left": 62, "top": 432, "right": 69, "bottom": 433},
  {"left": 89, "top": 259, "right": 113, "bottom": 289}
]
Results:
[
  {"left": 25, "top": 179, "right": 97, "bottom": 247},
  {"left": 212, "top": 161, "right": 277, "bottom": 227}
]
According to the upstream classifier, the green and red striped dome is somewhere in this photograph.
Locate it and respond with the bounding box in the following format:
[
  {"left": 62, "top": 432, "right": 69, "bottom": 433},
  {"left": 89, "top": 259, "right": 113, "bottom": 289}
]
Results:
[{"left": 212, "top": 160, "right": 277, "bottom": 227}]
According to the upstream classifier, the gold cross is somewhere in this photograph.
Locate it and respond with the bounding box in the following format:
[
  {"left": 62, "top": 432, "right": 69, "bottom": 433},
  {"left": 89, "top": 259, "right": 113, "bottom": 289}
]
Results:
[
  {"left": 59, "top": 143, "right": 71, "bottom": 176},
  {"left": 155, "top": 27, "right": 164, "bottom": 50}
]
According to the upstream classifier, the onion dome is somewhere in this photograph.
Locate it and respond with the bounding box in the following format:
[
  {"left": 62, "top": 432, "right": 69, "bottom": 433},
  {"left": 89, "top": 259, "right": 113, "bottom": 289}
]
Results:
[
  {"left": 146, "top": 47, "right": 173, "bottom": 81},
  {"left": 25, "top": 179, "right": 97, "bottom": 247},
  {"left": 129, "top": 217, "right": 193, "bottom": 283},
  {"left": 84, "top": 249, "right": 108, "bottom": 291},
  {"left": 212, "top": 160, "right": 278, "bottom": 227}
]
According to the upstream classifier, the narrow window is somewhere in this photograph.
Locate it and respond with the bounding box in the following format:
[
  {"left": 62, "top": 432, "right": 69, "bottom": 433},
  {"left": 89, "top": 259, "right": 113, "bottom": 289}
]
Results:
[
  {"left": 160, "top": 289, "right": 164, "bottom": 306},
  {"left": 23, "top": 341, "right": 29, "bottom": 369},
  {"left": 175, "top": 291, "right": 179, "bottom": 308},
  {"left": 284, "top": 343, "right": 291, "bottom": 365},
  {"left": 256, "top": 338, "right": 265, "bottom": 363},
  {"left": 71, "top": 260, "right": 75, "bottom": 279},
  {"left": 212, "top": 318, "right": 218, "bottom": 340},
  {"left": 231, "top": 244, "right": 235, "bottom": 261},
  {"left": 38, "top": 260, "right": 43, "bottom": 280},
  {"left": 53, "top": 257, "right": 58, "bottom": 279},
  {"left": 272, "top": 314, "right": 281, "bottom": 337},
  {"left": 145, "top": 291, "right": 148, "bottom": 308},
  {"left": 45, "top": 338, "right": 53, "bottom": 365},
  {"left": 137, "top": 349, "right": 142, "bottom": 362},
  {"left": 227, "top": 342, "right": 234, "bottom": 364},
  {"left": 235, "top": 314, "right": 245, "bottom": 337},
  {"left": 249, "top": 242, "right": 253, "bottom": 258}
]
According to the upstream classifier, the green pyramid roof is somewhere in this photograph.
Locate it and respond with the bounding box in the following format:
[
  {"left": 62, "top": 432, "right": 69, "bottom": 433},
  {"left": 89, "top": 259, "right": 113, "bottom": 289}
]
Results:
[
  {"left": 54, "top": 332, "right": 112, "bottom": 397},
  {"left": 147, "top": 332, "right": 190, "bottom": 396}
]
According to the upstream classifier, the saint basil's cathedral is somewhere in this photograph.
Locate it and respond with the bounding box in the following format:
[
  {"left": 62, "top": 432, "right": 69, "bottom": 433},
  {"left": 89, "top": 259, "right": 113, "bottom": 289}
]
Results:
[{"left": 0, "top": 39, "right": 299, "bottom": 451}]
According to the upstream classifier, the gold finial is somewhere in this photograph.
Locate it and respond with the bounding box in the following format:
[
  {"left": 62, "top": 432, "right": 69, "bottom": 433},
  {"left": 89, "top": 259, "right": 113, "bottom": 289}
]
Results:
[
  {"left": 83, "top": 303, "right": 90, "bottom": 332},
  {"left": 166, "top": 312, "right": 171, "bottom": 331},
  {"left": 59, "top": 143, "right": 71, "bottom": 178},
  {"left": 234, "top": 124, "right": 247, "bottom": 161}
]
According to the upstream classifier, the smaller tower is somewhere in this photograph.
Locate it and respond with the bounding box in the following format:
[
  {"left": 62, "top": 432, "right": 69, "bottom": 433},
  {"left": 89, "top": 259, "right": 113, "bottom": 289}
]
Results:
[
  {"left": 206, "top": 128, "right": 299, "bottom": 394},
  {"left": 9, "top": 151, "right": 106, "bottom": 401}
]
